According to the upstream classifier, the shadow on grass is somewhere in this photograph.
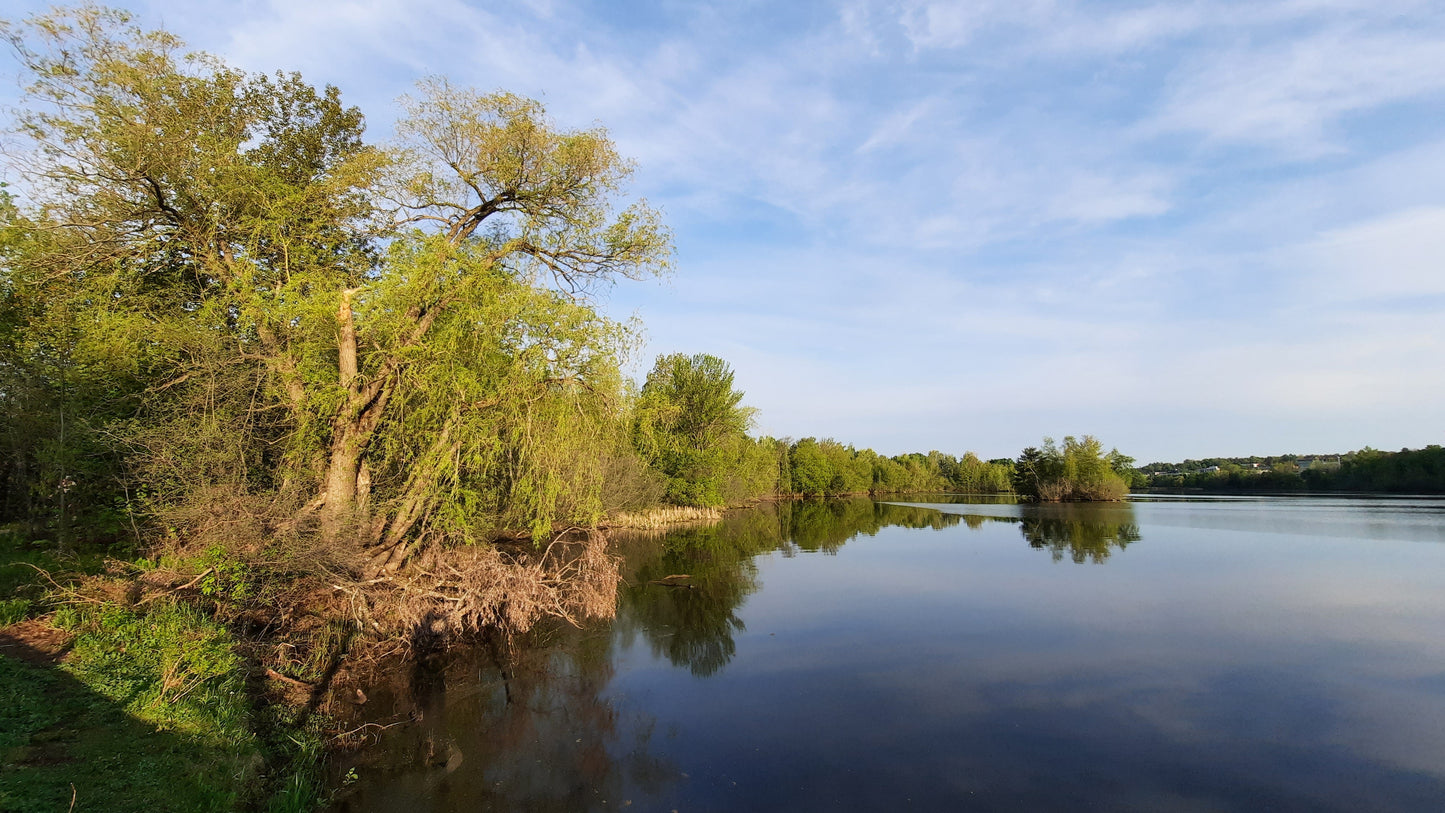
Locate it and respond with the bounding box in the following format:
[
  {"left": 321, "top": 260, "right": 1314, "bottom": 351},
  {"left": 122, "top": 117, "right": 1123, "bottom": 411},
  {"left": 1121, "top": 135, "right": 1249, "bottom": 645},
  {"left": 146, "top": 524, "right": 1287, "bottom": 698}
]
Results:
[{"left": 0, "top": 635, "right": 256, "bottom": 813}]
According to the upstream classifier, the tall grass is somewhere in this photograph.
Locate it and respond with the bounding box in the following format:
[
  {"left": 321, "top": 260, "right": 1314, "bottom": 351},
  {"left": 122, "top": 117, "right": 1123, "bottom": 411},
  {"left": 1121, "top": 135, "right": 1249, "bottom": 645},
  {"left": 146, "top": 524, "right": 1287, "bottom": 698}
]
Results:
[{"left": 607, "top": 505, "right": 723, "bottom": 529}]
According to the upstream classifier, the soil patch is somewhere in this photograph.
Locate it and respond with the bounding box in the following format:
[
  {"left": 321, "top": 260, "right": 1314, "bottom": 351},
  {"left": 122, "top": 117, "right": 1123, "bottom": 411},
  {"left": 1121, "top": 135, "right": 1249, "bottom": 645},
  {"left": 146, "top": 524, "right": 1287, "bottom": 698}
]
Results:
[{"left": 0, "top": 619, "right": 73, "bottom": 665}]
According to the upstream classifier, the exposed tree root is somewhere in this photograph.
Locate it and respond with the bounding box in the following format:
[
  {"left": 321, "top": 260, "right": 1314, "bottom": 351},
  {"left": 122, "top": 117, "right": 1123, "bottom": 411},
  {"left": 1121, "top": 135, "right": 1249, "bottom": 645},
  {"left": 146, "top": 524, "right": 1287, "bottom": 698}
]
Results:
[{"left": 361, "top": 528, "right": 620, "bottom": 650}]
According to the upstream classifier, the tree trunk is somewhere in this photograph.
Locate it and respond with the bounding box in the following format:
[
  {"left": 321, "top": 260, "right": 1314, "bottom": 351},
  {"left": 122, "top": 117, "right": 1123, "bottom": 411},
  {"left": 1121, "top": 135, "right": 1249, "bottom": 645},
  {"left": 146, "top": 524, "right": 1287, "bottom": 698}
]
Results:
[
  {"left": 362, "top": 418, "right": 462, "bottom": 576},
  {"left": 319, "top": 429, "right": 363, "bottom": 542},
  {"left": 312, "top": 291, "right": 450, "bottom": 554},
  {"left": 317, "top": 290, "right": 388, "bottom": 544},
  {"left": 337, "top": 289, "right": 358, "bottom": 388},
  {"left": 316, "top": 382, "right": 396, "bottom": 541}
]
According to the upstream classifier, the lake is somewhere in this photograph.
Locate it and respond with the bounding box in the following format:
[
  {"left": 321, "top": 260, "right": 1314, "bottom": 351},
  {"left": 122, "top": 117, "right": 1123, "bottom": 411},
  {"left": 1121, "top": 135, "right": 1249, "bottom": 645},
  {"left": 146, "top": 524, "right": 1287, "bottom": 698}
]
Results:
[{"left": 330, "top": 495, "right": 1445, "bottom": 812}]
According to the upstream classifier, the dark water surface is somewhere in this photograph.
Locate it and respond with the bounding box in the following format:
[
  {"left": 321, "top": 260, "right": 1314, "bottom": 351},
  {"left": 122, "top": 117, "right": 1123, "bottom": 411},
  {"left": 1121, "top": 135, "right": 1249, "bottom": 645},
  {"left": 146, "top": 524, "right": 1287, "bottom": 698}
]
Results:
[{"left": 331, "top": 496, "right": 1445, "bottom": 812}]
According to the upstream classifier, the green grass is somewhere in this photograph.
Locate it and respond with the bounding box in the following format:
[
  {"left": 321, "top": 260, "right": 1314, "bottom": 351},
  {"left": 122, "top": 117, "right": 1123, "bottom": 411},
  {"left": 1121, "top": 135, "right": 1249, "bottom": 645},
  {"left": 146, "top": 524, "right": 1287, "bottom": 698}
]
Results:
[
  {"left": 0, "top": 529, "right": 112, "bottom": 619},
  {"left": 1, "top": 544, "right": 331, "bottom": 812},
  {"left": 0, "top": 637, "right": 256, "bottom": 812},
  {"left": 55, "top": 601, "right": 256, "bottom": 747},
  {"left": 0, "top": 598, "right": 30, "bottom": 626}
]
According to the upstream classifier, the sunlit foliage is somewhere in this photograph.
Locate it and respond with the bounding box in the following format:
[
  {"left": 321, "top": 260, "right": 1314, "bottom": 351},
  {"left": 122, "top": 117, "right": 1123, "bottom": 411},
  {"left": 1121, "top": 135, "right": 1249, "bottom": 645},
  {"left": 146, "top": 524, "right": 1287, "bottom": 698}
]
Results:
[
  {"left": 633, "top": 353, "right": 777, "bottom": 506},
  {"left": 1013, "top": 436, "right": 1129, "bottom": 502},
  {"left": 0, "top": 7, "right": 669, "bottom": 574}
]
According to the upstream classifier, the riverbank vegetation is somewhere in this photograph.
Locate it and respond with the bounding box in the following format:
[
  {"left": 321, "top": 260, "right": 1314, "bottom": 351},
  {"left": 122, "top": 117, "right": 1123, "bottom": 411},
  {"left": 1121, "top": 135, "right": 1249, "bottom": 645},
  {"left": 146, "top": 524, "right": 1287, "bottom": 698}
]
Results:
[
  {"left": 0, "top": 6, "right": 650, "bottom": 807},
  {"left": 0, "top": 532, "right": 328, "bottom": 810},
  {"left": 1, "top": 3, "right": 663, "bottom": 633}
]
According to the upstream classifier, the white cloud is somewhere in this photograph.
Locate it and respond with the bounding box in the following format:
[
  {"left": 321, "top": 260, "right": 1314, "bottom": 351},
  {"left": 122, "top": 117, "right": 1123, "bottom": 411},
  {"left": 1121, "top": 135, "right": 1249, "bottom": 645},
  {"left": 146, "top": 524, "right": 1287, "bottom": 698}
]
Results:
[
  {"left": 895, "top": 0, "right": 1211, "bottom": 57},
  {"left": 1149, "top": 26, "right": 1445, "bottom": 151},
  {"left": 856, "top": 99, "right": 938, "bottom": 154},
  {"left": 1040, "top": 4, "right": 1207, "bottom": 53},
  {"left": 898, "top": 0, "right": 1060, "bottom": 50},
  {"left": 1300, "top": 207, "right": 1445, "bottom": 299},
  {"left": 1043, "top": 170, "right": 1174, "bottom": 223}
]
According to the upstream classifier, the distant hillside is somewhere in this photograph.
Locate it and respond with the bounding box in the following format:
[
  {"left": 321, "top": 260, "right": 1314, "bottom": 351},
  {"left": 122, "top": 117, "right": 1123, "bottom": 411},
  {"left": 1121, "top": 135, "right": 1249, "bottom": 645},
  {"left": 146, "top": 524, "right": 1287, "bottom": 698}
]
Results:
[{"left": 1139, "top": 446, "right": 1444, "bottom": 494}]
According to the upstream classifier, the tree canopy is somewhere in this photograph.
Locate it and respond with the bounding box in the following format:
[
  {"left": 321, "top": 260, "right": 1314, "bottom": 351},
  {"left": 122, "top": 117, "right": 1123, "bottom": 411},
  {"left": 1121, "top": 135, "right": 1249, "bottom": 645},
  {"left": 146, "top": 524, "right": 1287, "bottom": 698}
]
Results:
[
  {"left": 1012, "top": 436, "right": 1129, "bottom": 502},
  {"left": 632, "top": 353, "right": 774, "bottom": 507},
  {"left": 0, "top": 6, "right": 671, "bottom": 575}
]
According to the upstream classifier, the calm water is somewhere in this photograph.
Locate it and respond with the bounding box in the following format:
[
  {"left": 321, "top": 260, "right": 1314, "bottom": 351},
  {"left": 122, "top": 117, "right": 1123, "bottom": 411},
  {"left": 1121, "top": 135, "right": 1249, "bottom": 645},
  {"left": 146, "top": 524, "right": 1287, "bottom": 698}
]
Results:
[{"left": 331, "top": 495, "right": 1445, "bottom": 812}]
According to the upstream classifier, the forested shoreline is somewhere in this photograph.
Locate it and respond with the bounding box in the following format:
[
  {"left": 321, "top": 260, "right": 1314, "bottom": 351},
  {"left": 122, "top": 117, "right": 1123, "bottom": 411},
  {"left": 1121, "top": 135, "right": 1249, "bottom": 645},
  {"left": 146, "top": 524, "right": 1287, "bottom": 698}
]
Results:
[{"left": 1138, "top": 445, "right": 1445, "bottom": 495}]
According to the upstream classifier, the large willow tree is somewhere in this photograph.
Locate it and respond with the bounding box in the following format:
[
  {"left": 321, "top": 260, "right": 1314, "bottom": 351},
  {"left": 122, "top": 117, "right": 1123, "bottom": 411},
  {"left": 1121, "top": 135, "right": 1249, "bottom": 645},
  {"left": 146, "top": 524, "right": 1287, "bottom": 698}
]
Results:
[{"left": 2, "top": 7, "right": 671, "bottom": 573}]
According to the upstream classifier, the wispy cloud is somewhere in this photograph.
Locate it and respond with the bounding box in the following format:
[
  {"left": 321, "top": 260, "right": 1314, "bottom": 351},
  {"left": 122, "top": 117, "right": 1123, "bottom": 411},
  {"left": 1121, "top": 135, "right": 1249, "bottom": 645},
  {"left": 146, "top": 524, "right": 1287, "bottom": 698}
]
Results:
[
  {"left": 1148, "top": 26, "right": 1445, "bottom": 152},
  {"left": 898, "top": 0, "right": 1207, "bottom": 54},
  {"left": 1299, "top": 207, "right": 1445, "bottom": 299}
]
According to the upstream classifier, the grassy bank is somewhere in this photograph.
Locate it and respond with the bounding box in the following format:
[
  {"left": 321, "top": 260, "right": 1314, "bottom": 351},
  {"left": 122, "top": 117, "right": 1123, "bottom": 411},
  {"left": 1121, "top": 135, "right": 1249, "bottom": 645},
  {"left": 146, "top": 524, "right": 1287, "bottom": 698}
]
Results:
[{"left": 0, "top": 535, "right": 327, "bottom": 812}]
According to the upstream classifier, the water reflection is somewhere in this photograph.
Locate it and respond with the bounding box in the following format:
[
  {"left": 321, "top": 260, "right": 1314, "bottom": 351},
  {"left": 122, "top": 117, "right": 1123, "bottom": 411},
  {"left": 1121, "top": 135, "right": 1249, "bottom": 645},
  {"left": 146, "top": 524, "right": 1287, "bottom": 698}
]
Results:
[
  {"left": 331, "top": 626, "right": 675, "bottom": 812},
  {"left": 788, "top": 499, "right": 964, "bottom": 552},
  {"left": 612, "top": 512, "right": 768, "bottom": 678},
  {"left": 613, "top": 499, "right": 975, "bottom": 677},
  {"left": 619, "top": 499, "right": 1143, "bottom": 677},
  {"left": 330, "top": 499, "right": 1173, "bottom": 808},
  {"left": 894, "top": 499, "right": 1143, "bottom": 564},
  {"left": 1019, "top": 504, "right": 1142, "bottom": 564},
  {"left": 332, "top": 496, "right": 1445, "bottom": 813}
]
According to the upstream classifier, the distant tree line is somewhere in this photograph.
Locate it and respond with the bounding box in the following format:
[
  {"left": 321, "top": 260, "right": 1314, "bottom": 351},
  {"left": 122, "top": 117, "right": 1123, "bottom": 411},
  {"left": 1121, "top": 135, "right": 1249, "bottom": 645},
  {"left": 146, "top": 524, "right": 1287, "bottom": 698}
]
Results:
[
  {"left": 1140, "top": 446, "right": 1445, "bottom": 494},
  {"left": 626, "top": 353, "right": 1142, "bottom": 506},
  {"left": 627, "top": 353, "right": 1015, "bottom": 505}
]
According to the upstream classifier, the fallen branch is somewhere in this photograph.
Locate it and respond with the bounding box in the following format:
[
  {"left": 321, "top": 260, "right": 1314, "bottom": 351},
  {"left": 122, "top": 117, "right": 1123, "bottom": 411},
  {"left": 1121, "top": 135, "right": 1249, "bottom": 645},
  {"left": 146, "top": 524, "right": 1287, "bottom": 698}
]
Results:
[
  {"left": 139, "top": 568, "right": 216, "bottom": 604},
  {"left": 330, "top": 718, "right": 407, "bottom": 743},
  {"left": 19, "top": 563, "right": 107, "bottom": 606},
  {"left": 264, "top": 667, "right": 316, "bottom": 689},
  {"left": 648, "top": 574, "right": 693, "bottom": 588}
]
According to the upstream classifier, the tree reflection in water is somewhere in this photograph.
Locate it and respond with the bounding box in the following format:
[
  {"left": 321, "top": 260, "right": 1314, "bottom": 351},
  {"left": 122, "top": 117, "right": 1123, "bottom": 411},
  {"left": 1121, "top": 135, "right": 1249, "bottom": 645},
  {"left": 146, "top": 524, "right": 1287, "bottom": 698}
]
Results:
[
  {"left": 939, "top": 502, "right": 1142, "bottom": 563},
  {"left": 333, "top": 497, "right": 1145, "bottom": 810},
  {"left": 615, "top": 499, "right": 970, "bottom": 677},
  {"left": 1017, "top": 503, "right": 1141, "bottom": 564},
  {"left": 616, "top": 498, "right": 1145, "bottom": 679},
  {"left": 331, "top": 623, "right": 675, "bottom": 812}
]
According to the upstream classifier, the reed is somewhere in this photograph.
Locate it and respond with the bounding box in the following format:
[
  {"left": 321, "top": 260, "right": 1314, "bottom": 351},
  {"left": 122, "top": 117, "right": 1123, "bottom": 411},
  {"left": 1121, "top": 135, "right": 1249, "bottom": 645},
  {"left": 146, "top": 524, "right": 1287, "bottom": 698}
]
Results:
[{"left": 605, "top": 506, "right": 723, "bottom": 529}]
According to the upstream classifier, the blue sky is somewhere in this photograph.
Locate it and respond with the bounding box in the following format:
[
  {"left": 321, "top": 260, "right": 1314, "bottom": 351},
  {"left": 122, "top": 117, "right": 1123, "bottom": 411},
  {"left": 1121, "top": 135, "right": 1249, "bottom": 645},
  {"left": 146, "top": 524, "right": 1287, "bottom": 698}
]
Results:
[{"left": 4, "top": 0, "right": 1444, "bottom": 462}]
